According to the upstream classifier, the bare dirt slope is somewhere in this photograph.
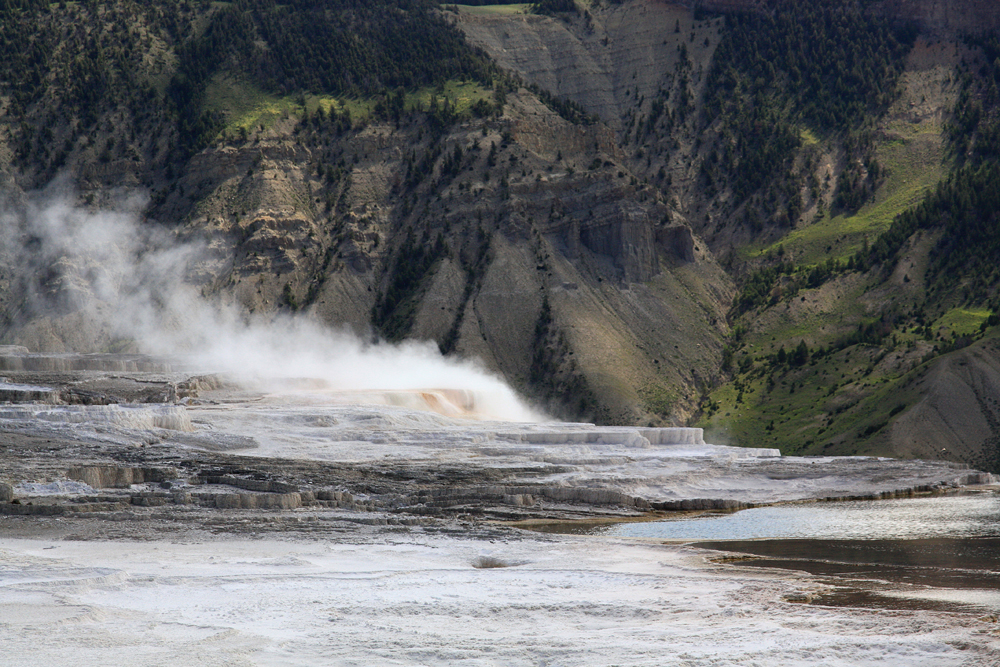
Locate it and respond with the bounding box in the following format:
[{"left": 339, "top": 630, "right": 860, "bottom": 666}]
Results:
[
  {"left": 455, "top": 2, "right": 719, "bottom": 128},
  {"left": 889, "top": 338, "right": 1000, "bottom": 469}
]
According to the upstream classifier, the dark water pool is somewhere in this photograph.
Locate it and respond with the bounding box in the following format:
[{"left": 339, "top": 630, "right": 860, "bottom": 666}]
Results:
[
  {"left": 560, "top": 494, "right": 1000, "bottom": 613},
  {"left": 695, "top": 536, "right": 1000, "bottom": 612}
]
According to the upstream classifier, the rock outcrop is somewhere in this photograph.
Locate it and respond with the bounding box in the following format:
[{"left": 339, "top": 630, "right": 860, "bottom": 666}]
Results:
[{"left": 67, "top": 466, "right": 178, "bottom": 489}]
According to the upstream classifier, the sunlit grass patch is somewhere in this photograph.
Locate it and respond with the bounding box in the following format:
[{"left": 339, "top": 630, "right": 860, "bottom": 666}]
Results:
[
  {"left": 748, "top": 125, "right": 949, "bottom": 267},
  {"left": 800, "top": 128, "right": 821, "bottom": 146},
  {"left": 205, "top": 76, "right": 493, "bottom": 138},
  {"left": 310, "top": 96, "right": 375, "bottom": 120},
  {"left": 447, "top": 3, "right": 531, "bottom": 15},
  {"left": 934, "top": 307, "right": 991, "bottom": 337},
  {"left": 406, "top": 80, "right": 493, "bottom": 115},
  {"left": 307, "top": 81, "right": 492, "bottom": 119},
  {"left": 204, "top": 76, "right": 297, "bottom": 135},
  {"left": 699, "top": 343, "right": 913, "bottom": 455}
]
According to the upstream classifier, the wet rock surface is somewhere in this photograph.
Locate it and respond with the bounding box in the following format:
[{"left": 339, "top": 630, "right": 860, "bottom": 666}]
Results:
[
  {"left": 2, "top": 356, "right": 999, "bottom": 667},
  {"left": 0, "top": 355, "right": 993, "bottom": 538}
]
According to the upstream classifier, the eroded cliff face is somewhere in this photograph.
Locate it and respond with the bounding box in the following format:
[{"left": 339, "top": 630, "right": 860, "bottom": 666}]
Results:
[
  {"left": 454, "top": 2, "right": 728, "bottom": 250},
  {"left": 456, "top": 2, "right": 718, "bottom": 129},
  {"left": 0, "top": 81, "right": 731, "bottom": 425},
  {"left": 195, "top": 91, "right": 733, "bottom": 424}
]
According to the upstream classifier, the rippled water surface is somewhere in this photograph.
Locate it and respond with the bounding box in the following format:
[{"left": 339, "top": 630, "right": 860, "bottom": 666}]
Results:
[
  {"left": 589, "top": 493, "right": 1000, "bottom": 612},
  {"left": 597, "top": 493, "right": 1000, "bottom": 540}
]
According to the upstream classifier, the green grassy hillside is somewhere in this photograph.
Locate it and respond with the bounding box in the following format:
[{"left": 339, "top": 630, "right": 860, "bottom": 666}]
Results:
[{"left": 696, "top": 32, "right": 1000, "bottom": 469}]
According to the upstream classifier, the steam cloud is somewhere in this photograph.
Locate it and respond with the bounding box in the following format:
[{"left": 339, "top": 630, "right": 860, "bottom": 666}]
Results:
[{"left": 0, "top": 182, "right": 542, "bottom": 422}]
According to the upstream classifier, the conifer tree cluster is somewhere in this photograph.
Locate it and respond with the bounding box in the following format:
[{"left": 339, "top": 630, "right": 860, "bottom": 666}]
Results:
[
  {"left": 867, "top": 35, "right": 1000, "bottom": 306},
  {"left": 701, "top": 0, "right": 914, "bottom": 219},
  {"left": 0, "top": 0, "right": 500, "bottom": 168}
]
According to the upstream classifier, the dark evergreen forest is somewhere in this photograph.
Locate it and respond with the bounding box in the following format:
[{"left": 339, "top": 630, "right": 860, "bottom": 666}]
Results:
[
  {"left": 701, "top": 0, "right": 915, "bottom": 223},
  {"left": 868, "top": 35, "right": 1000, "bottom": 306},
  {"left": 0, "top": 0, "right": 499, "bottom": 164}
]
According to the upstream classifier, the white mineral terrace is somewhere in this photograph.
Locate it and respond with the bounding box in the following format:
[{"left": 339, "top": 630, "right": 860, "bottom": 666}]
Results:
[
  {"left": 2, "top": 534, "right": 995, "bottom": 667},
  {"left": 1, "top": 381, "right": 998, "bottom": 665},
  {"left": 0, "top": 390, "right": 989, "bottom": 506}
]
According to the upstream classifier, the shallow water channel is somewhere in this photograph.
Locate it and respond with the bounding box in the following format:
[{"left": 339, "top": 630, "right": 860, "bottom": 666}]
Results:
[
  {"left": 553, "top": 493, "right": 1000, "bottom": 613},
  {"left": 599, "top": 493, "right": 1000, "bottom": 541}
]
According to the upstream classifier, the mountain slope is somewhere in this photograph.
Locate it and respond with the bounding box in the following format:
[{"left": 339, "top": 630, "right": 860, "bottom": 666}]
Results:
[
  {"left": 0, "top": 0, "right": 734, "bottom": 425},
  {"left": 0, "top": 0, "right": 1000, "bottom": 465},
  {"left": 455, "top": 1, "right": 1000, "bottom": 469}
]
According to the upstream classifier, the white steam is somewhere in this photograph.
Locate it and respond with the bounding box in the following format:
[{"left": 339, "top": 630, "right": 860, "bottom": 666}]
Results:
[{"left": 1, "top": 184, "right": 542, "bottom": 422}]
